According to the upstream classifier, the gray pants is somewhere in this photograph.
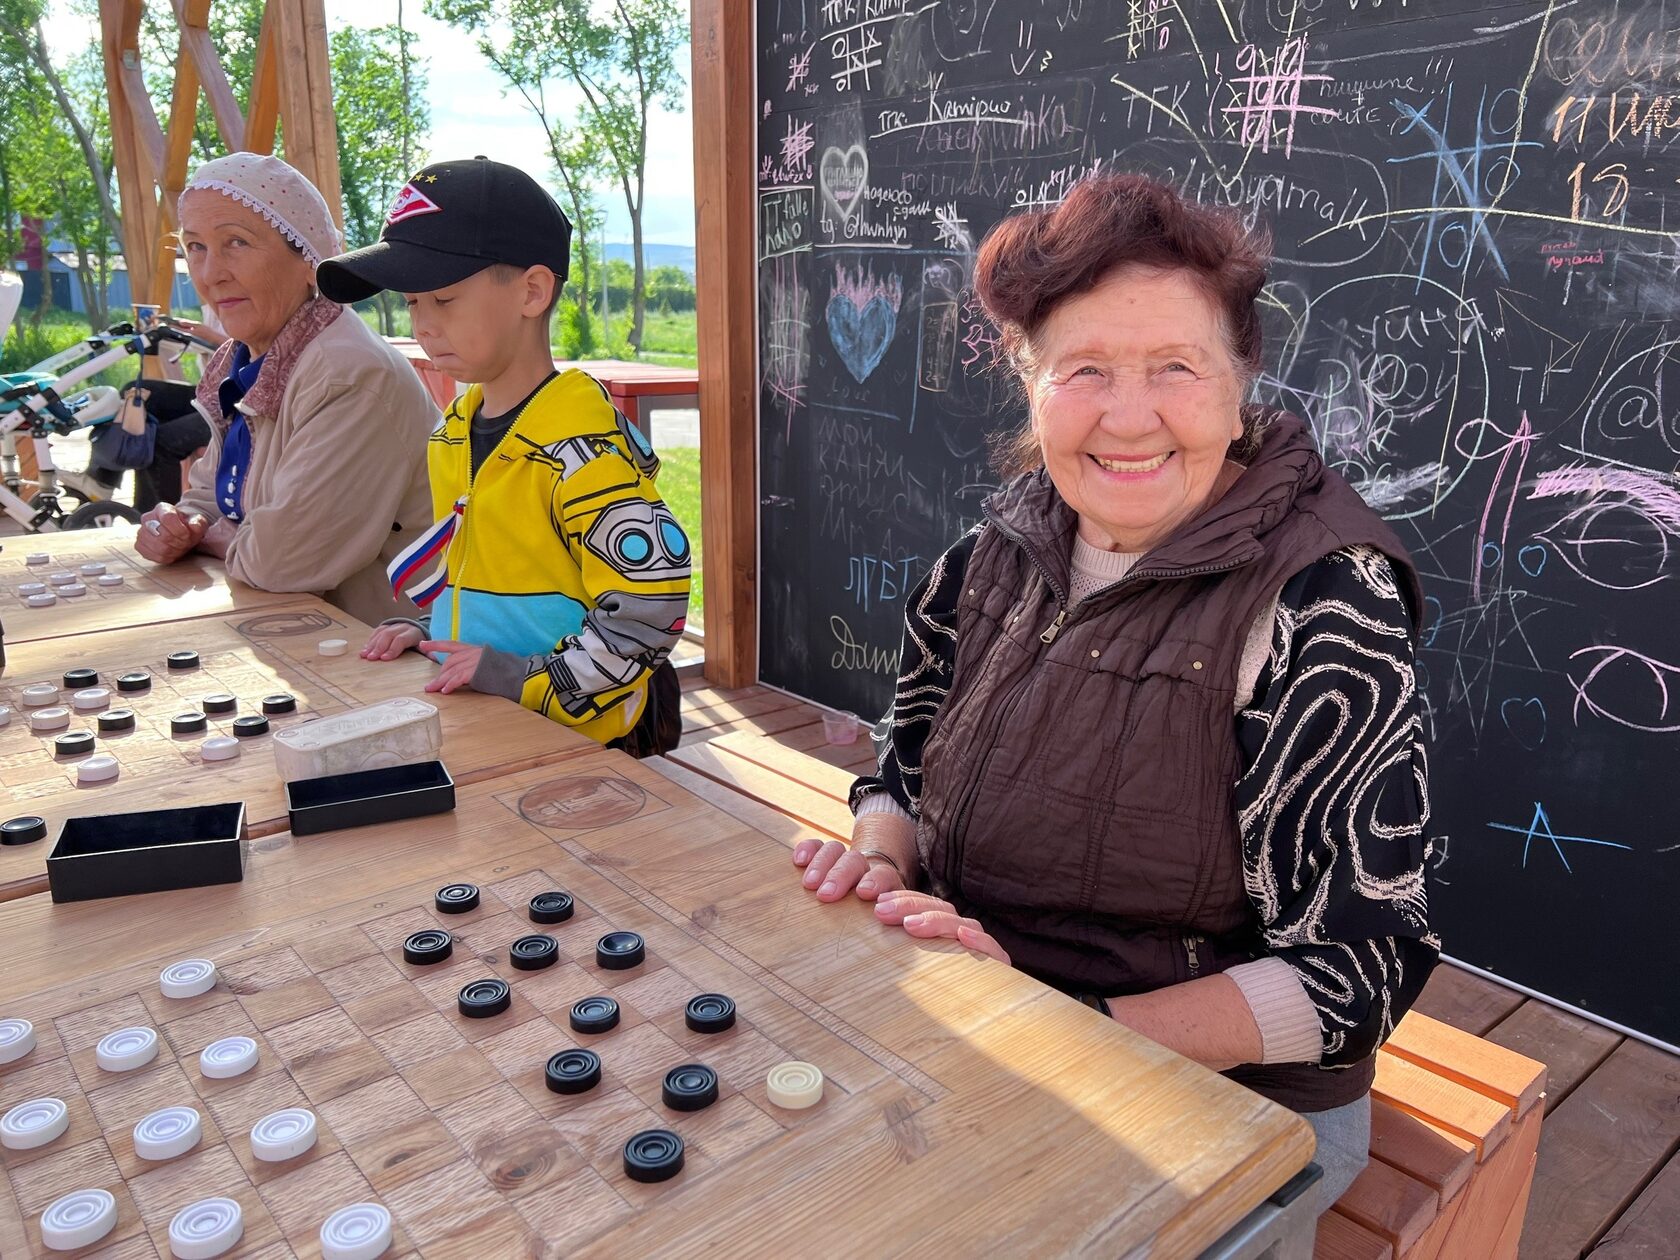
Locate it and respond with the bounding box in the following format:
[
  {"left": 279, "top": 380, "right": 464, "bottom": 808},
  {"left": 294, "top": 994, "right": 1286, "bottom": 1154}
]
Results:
[{"left": 1302, "top": 1093, "right": 1372, "bottom": 1216}]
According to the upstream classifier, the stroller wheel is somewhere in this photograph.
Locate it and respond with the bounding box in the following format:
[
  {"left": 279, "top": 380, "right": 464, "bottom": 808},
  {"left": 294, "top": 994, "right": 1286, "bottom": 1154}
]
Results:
[{"left": 62, "top": 500, "right": 142, "bottom": 530}]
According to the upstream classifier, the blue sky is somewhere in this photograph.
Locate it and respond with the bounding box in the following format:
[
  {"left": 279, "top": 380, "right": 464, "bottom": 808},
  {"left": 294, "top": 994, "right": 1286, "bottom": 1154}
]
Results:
[
  {"left": 41, "top": 1, "right": 698, "bottom": 247},
  {"left": 342, "top": 2, "right": 697, "bottom": 247}
]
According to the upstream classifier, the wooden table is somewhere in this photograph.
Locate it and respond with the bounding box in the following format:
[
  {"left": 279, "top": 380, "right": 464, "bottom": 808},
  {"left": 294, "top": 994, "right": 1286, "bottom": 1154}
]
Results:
[
  {"left": 0, "top": 749, "right": 1312, "bottom": 1257},
  {"left": 0, "top": 599, "right": 597, "bottom": 901},
  {"left": 585, "top": 361, "right": 700, "bottom": 430},
  {"left": 0, "top": 526, "right": 296, "bottom": 646}
]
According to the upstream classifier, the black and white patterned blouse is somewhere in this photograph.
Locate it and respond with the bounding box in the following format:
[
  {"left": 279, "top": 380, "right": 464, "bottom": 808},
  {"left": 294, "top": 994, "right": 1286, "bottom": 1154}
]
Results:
[{"left": 851, "top": 536, "right": 1442, "bottom": 1068}]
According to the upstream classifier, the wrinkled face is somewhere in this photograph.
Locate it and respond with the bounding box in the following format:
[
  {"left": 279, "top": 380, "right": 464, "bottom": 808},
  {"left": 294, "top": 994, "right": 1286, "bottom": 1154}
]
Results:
[
  {"left": 1028, "top": 265, "right": 1246, "bottom": 553},
  {"left": 178, "top": 190, "right": 315, "bottom": 355},
  {"left": 404, "top": 267, "right": 549, "bottom": 383}
]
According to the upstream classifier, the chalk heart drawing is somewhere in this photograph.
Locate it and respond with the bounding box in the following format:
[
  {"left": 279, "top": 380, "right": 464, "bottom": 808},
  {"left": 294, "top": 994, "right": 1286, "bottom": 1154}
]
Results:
[
  {"left": 1517, "top": 543, "right": 1547, "bottom": 578},
  {"left": 819, "top": 145, "right": 868, "bottom": 224},
  {"left": 1500, "top": 697, "right": 1547, "bottom": 751},
  {"left": 828, "top": 291, "right": 898, "bottom": 383}
]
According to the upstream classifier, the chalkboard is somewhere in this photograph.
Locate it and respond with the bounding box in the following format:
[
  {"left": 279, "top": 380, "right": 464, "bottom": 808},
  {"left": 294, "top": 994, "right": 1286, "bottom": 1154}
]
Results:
[{"left": 755, "top": 0, "right": 1680, "bottom": 1048}]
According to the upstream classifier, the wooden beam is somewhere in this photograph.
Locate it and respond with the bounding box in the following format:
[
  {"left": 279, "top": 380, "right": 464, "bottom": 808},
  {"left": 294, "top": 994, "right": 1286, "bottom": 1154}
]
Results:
[
  {"left": 690, "top": 0, "right": 758, "bottom": 688},
  {"left": 116, "top": 58, "right": 168, "bottom": 179},
  {"left": 298, "top": 0, "right": 343, "bottom": 227},
  {"left": 173, "top": 0, "right": 246, "bottom": 150},
  {"left": 149, "top": 28, "right": 203, "bottom": 309},
  {"left": 100, "top": 0, "right": 157, "bottom": 304},
  {"left": 271, "top": 0, "right": 344, "bottom": 229},
  {"left": 246, "top": 2, "right": 281, "bottom": 152}
]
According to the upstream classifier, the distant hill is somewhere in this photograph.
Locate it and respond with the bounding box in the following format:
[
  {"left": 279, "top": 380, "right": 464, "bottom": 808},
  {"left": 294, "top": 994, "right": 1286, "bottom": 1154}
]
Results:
[{"left": 603, "top": 242, "right": 695, "bottom": 276}]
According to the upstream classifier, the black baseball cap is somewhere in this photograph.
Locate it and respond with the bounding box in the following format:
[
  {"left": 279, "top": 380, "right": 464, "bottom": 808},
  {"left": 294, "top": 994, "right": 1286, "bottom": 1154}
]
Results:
[{"left": 316, "top": 156, "right": 572, "bottom": 303}]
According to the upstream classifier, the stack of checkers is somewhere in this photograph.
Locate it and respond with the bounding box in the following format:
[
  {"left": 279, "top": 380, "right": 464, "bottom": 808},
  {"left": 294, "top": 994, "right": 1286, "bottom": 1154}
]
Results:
[{"left": 0, "top": 880, "right": 829, "bottom": 1254}]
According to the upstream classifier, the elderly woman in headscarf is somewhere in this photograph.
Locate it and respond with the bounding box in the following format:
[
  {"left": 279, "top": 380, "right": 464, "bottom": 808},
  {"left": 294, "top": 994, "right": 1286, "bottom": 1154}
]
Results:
[
  {"left": 134, "top": 153, "right": 435, "bottom": 624},
  {"left": 792, "top": 172, "right": 1440, "bottom": 1217}
]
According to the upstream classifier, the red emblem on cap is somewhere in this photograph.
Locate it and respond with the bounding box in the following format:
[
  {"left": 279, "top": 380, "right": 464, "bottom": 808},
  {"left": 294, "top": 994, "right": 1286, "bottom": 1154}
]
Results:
[{"left": 387, "top": 183, "right": 442, "bottom": 225}]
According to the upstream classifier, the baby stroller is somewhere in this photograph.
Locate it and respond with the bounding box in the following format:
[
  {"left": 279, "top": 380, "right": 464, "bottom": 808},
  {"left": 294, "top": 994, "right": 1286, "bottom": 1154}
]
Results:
[{"left": 0, "top": 272, "right": 217, "bottom": 532}]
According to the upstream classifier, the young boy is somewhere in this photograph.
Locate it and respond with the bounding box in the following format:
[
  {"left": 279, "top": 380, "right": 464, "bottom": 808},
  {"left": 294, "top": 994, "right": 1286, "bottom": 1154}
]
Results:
[{"left": 317, "top": 157, "right": 689, "bottom": 755}]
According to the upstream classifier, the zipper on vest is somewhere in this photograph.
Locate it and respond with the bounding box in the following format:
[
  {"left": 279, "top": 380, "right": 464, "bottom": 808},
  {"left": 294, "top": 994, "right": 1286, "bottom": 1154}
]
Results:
[
  {"left": 1184, "top": 933, "right": 1202, "bottom": 979},
  {"left": 1039, "top": 608, "right": 1068, "bottom": 643}
]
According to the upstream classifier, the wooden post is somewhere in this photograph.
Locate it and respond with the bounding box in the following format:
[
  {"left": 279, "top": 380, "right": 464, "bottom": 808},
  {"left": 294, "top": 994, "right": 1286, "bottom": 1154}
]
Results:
[
  {"left": 99, "top": 0, "right": 345, "bottom": 325},
  {"left": 247, "top": 3, "right": 281, "bottom": 153},
  {"left": 690, "top": 0, "right": 758, "bottom": 688},
  {"left": 100, "top": 0, "right": 158, "bottom": 310},
  {"left": 272, "top": 0, "right": 345, "bottom": 231}
]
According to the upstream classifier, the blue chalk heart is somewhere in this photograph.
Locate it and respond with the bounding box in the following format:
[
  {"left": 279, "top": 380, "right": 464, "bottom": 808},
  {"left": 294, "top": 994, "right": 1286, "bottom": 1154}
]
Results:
[
  {"left": 1517, "top": 544, "right": 1547, "bottom": 577},
  {"left": 1500, "top": 697, "right": 1547, "bottom": 750},
  {"left": 826, "top": 293, "right": 898, "bottom": 383}
]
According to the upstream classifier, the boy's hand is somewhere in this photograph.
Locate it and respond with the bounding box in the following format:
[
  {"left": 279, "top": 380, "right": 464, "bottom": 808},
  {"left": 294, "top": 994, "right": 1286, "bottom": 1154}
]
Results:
[
  {"left": 420, "top": 640, "right": 485, "bottom": 694},
  {"left": 362, "top": 623, "right": 425, "bottom": 661}
]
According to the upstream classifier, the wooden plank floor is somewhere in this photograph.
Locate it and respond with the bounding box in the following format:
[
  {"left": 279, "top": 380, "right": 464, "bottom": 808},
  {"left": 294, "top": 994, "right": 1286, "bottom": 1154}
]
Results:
[{"left": 680, "top": 667, "right": 1680, "bottom": 1258}]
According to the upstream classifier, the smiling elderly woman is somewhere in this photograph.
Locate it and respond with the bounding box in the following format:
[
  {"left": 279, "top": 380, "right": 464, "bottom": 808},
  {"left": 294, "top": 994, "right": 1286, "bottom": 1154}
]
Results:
[
  {"left": 134, "top": 153, "right": 434, "bottom": 624},
  {"left": 792, "top": 174, "right": 1441, "bottom": 1216}
]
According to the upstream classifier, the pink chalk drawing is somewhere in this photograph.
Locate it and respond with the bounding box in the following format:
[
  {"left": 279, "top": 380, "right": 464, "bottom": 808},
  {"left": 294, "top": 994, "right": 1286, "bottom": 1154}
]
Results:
[{"left": 1222, "top": 38, "right": 1336, "bottom": 158}]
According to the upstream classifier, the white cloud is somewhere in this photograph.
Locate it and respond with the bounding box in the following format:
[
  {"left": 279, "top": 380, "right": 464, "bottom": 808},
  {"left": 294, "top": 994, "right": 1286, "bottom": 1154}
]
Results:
[{"left": 331, "top": 0, "right": 695, "bottom": 245}]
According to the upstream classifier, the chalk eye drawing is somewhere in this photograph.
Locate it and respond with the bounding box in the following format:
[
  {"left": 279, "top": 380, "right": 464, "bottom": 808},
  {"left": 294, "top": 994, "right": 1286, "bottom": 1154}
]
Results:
[
  {"left": 819, "top": 144, "right": 869, "bottom": 226},
  {"left": 827, "top": 264, "right": 903, "bottom": 383},
  {"left": 1531, "top": 466, "right": 1680, "bottom": 591},
  {"left": 1568, "top": 645, "right": 1680, "bottom": 734}
]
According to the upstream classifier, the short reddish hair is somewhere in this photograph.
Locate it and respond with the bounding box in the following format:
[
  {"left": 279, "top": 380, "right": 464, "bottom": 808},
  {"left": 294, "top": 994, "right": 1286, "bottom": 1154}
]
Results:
[{"left": 975, "top": 171, "right": 1270, "bottom": 386}]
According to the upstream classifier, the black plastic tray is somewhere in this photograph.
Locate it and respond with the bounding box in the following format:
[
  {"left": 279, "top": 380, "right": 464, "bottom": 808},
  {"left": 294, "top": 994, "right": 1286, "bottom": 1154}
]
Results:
[
  {"left": 46, "top": 802, "right": 246, "bottom": 903},
  {"left": 286, "top": 760, "right": 456, "bottom": 836}
]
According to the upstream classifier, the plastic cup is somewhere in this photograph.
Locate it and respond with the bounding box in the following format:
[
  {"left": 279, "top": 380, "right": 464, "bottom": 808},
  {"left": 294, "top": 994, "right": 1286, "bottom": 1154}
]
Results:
[{"left": 821, "top": 712, "right": 860, "bottom": 746}]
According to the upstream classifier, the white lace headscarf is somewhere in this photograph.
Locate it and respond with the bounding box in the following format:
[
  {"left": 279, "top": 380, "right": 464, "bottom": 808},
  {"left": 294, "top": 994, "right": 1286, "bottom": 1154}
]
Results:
[{"left": 180, "top": 153, "right": 342, "bottom": 268}]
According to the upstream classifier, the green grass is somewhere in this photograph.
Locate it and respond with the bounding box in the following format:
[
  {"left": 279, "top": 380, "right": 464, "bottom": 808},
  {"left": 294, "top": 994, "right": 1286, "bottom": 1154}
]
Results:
[
  {"left": 656, "top": 445, "right": 704, "bottom": 629},
  {"left": 348, "top": 292, "right": 697, "bottom": 367},
  {"left": 629, "top": 310, "right": 697, "bottom": 366}
]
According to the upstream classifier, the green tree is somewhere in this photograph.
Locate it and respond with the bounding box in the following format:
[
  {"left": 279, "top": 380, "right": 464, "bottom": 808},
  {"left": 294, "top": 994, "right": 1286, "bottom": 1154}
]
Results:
[
  {"left": 0, "top": 7, "right": 117, "bottom": 327},
  {"left": 0, "top": 0, "right": 122, "bottom": 247},
  {"left": 331, "top": 23, "right": 429, "bottom": 335},
  {"left": 427, "top": 0, "right": 686, "bottom": 354}
]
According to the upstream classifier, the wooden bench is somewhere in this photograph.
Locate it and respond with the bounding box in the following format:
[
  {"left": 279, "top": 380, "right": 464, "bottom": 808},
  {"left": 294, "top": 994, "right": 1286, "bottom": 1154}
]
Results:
[{"left": 649, "top": 731, "right": 1549, "bottom": 1258}]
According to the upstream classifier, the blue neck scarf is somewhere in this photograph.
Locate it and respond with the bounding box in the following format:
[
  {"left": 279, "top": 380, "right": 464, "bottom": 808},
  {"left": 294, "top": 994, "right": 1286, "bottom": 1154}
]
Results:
[{"left": 213, "top": 343, "right": 265, "bottom": 521}]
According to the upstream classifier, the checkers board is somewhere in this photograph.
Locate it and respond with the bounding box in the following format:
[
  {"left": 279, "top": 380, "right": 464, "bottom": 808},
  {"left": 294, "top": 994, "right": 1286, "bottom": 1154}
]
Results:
[
  {"left": 0, "top": 603, "right": 595, "bottom": 901},
  {"left": 0, "top": 527, "right": 295, "bottom": 646},
  {"left": 0, "top": 751, "right": 1313, "bottom": 1256}
]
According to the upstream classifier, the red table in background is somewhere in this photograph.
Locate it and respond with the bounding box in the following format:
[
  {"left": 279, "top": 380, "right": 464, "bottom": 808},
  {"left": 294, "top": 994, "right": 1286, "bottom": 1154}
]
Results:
[{"left": 390, "top": 339, "right": 700, "bottom": 430}]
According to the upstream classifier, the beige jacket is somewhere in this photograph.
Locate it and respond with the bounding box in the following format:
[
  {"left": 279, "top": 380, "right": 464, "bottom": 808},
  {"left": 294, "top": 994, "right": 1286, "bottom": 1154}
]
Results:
[{"left": 179, "top": 300, "right": 437, "bottom": 625}]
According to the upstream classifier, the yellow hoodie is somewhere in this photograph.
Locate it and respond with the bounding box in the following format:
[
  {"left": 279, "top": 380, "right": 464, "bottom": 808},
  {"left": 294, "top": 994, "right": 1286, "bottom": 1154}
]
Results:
[{"left": 427, "top": 370, "right": 690, "bottom": 743}]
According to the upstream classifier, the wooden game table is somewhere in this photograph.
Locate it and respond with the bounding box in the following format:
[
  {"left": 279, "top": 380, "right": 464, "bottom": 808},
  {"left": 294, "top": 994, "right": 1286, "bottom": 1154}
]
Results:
[
  {"left": 0, "top": 599, "right": 599, "bottom": 901},
  {"left": 0, "top": 525, "right": 298, "bottom": 646},
  {"left": 0, "top": 751, "right": 1316, "bottom": 1257}
]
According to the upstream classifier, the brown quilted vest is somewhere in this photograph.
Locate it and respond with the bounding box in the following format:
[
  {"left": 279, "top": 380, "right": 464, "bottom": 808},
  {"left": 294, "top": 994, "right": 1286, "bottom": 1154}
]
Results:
[{"left": 916, "top": 413, "right": 1423, "bottom": 1112}]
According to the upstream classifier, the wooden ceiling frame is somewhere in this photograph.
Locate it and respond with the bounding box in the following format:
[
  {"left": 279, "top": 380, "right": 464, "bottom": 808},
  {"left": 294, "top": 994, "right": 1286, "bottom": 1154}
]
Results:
[{"left": 98, "top": 0, "right": 344, "bottom": 311}]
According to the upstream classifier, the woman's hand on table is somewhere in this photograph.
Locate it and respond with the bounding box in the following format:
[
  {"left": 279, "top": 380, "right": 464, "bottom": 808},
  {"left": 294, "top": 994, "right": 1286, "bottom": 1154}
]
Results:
[
  {"left": 363, "top": 623, "right": 424, "bottom": 661},
  {"left": 873, "top": 891, "right": 1012, "bottom": 964},
  {"left": 793, "top": 838, "right": 906, "bottom": 902},
  {"left": 198, "top": 516, "right": 237, "bottom": 558},
  {"left": 135, "top": 503, "right": 208, "bottom": 563},
  {"left": 420, "top": 640, "right": 485, "bottom": 693}
]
